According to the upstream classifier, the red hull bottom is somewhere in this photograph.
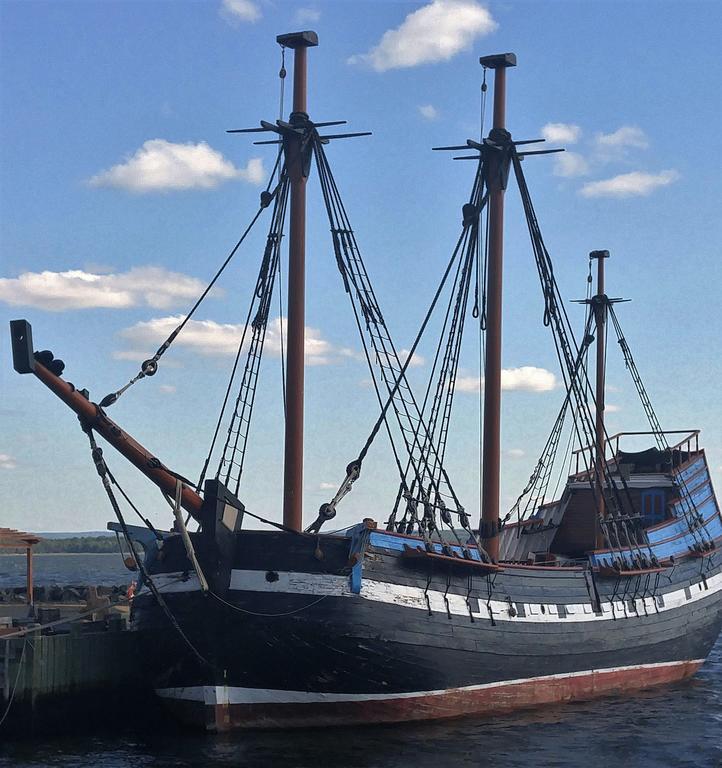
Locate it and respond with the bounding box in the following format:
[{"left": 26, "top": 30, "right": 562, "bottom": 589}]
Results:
[{"left": 162, "top": 660, "right": 703, "bottom": 732}]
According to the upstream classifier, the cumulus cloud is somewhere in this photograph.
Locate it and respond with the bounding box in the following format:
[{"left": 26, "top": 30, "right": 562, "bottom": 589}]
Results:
[
  {"left": 295, "top": 7, "right": 321, "bottom": 23},
  {"left": 0, "top": 267, "right": 209, "bottom": 312},
  {"left": 541, "top": 123, "right": 581, "bottom": 144},
  {"left": 456, "top": 366, "right": 557, "bottom": 394},
  {"left": 0, "top": 453, "right": 17, "bottom": 470},
  {"left": 115, "top": 315, "right": 337, "bottom": 366},
  {"left": 596, "top": 125, "right": 648, "bottom": 150},
  {"left": 348, "top": 0, "right": 497, "bottom": 72},
  {"left": 89, "top": 139, "right": 265, "bottom": 192},
  {"left": 580, "top": 170, "right": 679, "bottom": 198},
  {"left": 418, "top": 104, "right": 439, "bottom": 121},
  {"left": 553, "top": 151, "right": 589, "bottom": 178},
  {"left": 399, "top": 349, "right": 426, "bottom": 367},
  {"left": 220, "top": 0, "right": 261, "bottom": 23}
]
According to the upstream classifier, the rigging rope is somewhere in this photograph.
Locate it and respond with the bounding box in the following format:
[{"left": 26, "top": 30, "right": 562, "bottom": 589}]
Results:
[
  {"left": 608, "top": 304, "right": 713, "bottom": 551},
  {"left": 314, "top": 139, "right": 483, "bottom": 548},
  {"left": 216, "top": 170, "right": 290, "bottom": 494},
  {"left": 99, "top": 152, "right": 284, "bottom": 409},
  {"left": 195, "top": 167, "right": 290, "bottom": 494},
  {"left": 80, "top": 422, "right": 209, "bottom": 666},
  {"left": 512, "top": 151, "right": 657, "bottom": 570}
]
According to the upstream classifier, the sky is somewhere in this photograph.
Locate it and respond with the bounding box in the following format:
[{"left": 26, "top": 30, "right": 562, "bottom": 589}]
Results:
[{"left": 1, "top": 0, "right": 721, "bottom": 533}]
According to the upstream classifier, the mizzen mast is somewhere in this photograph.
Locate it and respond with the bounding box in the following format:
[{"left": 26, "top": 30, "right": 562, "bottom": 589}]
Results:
[
  {"left": 479, "top": 53, "right": 516, "bottom": 561},
  {"left": 590, "top": 249, "right": 610, "bottom": 547},
  {"left": 278, "top": 31, "right": 318, "bottom": 532}
]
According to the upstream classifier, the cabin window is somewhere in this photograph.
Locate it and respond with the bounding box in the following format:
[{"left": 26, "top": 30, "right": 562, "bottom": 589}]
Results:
[{"left": 641, "top": 489, "right": 666, "bottom": 526}]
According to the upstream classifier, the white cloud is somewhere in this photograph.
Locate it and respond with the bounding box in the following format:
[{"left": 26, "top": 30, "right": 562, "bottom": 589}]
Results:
[
  {"left": 605, "top": 403, "right": 621, "bottom": 413},
  {"left": 553, "top": 151, "right": 589, "bottom": 178},
  {"left": 220, "top": 0, "right": 261, "bottom": 23},
  {"left": 115, "top": 315, "right": 336, "bottom": 366},
  {"left": 580, "top": 170, "right": 679, "bottom": 198},
  {"left": 456, "top": 366, "right": 557, "bottom": 393},
  {"left": 0, "top": 267, "right": 209, "bottom": 312},
  {"left": 0, "top": 453, "right": 17, "bottom": 470},
  {"left": 505, "top": 448, "right": 525, "bottom": 459},
  {"left": 399, "top": 349, "right": 426, "bottom": 367},
  {"left": 89, "top": 139, "right": 265, "bottom": 193},
  {"left": 159, "top": 384, "right": 177, "bottom": 394},
  {"left": 541, "top": 123, "right": 581, "bottom": 144},
  {"left": 418, "top": 104, "right": 439, "bottom": 121},
  {"left": 295, "top": 7, "right": 321, "bottom": 23},
  {"left": 319, "top": 481, "right": 336, "bottom": 491},
  {"left": 348, "top": 0, "right": 497, "bottom": 72},
  {"left": 596, "top": 125, "right": 648, "bottom": 150}
]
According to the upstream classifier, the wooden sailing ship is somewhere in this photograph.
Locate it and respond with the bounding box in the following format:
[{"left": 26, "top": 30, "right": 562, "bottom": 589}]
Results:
[{"left": 9, "top": 31, "right": 722, "bottom": 731}]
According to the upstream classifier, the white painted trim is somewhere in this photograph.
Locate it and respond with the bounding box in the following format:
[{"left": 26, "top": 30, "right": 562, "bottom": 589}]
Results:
[
  {"left": 229, "top": 569, "right": 353, "bottom": 596},
  {"left": 138, "top": 566, "right": 722, "bottom": 627},
  {"left": 227, "top": 567, "right": 722, "bottom": 625},
  {"left": 156, "top": 658, "right": 705, "bottom": 706}
]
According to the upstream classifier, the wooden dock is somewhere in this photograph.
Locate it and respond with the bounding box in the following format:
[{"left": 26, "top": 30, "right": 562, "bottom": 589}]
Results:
[{"left": 1, "top": 611, "right": 153, "bottom": 736}]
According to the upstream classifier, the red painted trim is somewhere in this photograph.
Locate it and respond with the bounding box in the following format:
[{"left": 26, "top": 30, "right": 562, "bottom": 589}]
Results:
[{"left": 163, "top": 661, "right": 703, "bottom": 731}]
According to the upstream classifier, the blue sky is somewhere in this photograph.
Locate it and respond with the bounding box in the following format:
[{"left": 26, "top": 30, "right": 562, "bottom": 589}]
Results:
[{"left": 1, "top": 0, "right": 720, "bottom": 532}]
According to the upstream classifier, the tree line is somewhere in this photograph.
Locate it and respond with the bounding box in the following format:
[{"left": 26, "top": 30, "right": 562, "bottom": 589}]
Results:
[{"left": 2, "top": 536, "right": 118, "bottom": 554}]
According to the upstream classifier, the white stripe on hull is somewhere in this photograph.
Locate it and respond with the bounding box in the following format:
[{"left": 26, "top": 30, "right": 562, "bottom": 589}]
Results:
[
  {"left": 156, "top": 658, "right": 706, "bottom": 706},
  {"left": 136, "top": 566, "right": 722, "bottom": 625}
]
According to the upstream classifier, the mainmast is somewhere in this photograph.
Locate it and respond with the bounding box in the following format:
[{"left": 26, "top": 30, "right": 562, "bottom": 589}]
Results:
[
  {"left": 279, "top": 31, "right": 318, "bottom": 532},
  {"left": 479, "top": 53, "right": 516, "bottom": 561},
  {"left": 591, "top": 249, "right": 610, "bottom": 547}
]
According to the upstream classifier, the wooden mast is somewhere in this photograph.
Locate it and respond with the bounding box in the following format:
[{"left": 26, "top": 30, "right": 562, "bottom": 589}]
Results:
[
  {"left": 278, "top": 31, "right": 318, "bottom": 532},
  {"left": 591, "top": 249, "right": 610, "bottom": 548},
  {"left": 478, "top": 53, "right": 516, "bottom": 562}
]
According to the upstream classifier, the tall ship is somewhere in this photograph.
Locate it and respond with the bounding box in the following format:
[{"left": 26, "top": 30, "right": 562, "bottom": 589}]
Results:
[{"left": 10, "top": 32, "right": 722, "bottom": 731}]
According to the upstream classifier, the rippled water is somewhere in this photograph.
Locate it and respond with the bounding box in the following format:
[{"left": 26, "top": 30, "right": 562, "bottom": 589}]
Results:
[
  {"left": 0, "top": 554, "right": 129, "bottom": 588},
  {"left": 2, "top": 560, "right": 721, "bottom": 767}
]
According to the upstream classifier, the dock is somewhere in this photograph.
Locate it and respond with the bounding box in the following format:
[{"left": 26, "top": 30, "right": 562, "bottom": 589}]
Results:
[{"left": 1, "top": 601, "right": 153, "bottom": 736}]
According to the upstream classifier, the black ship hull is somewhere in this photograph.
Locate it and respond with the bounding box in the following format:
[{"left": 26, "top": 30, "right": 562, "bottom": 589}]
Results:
[{"left": 131, "top": 527, "right": 722, "bottom": 731}]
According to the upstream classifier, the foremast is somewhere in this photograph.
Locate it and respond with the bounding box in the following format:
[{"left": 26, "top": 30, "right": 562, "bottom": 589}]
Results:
[{"left": 278, "top": 31, "right": 319, "bottom": 532}]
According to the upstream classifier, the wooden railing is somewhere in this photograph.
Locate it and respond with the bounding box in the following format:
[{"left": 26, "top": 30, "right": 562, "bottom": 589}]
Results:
[{"left": 571, "top": 430, "right": 700, "bottom": 476}]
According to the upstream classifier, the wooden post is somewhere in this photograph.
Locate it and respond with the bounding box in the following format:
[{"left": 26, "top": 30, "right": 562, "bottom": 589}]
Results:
[{"left": 26, "top": 545, "right": 33, "bottom": 607}]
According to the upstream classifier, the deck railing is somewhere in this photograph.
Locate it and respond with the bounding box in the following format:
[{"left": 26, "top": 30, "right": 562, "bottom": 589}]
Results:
[{"left": 571, "top": 430, "right": 700, "bottom": 476}]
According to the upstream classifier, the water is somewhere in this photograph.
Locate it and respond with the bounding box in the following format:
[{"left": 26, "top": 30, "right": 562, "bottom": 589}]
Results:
[
  {"left": 1, "top": 558, "right": 721, "bottom": 767},
  {"left": 0, "top": 554, "right": 130, "bottom": 588}
]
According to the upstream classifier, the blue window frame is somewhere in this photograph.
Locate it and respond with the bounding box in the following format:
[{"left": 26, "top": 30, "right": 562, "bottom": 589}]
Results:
[{"left": 641, "top": 489, "right": 666, "bottom": 526}]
